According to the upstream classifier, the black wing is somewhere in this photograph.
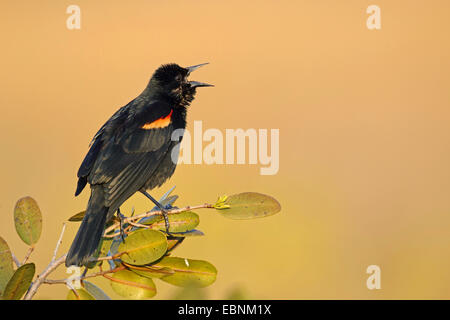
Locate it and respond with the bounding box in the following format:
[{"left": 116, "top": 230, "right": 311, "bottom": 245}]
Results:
[
  {"left": 75, "top": 105, "right": 129, "bottom": 196},
  {"left": 75, "top": 100, "right": 175, "bottom": 213}
]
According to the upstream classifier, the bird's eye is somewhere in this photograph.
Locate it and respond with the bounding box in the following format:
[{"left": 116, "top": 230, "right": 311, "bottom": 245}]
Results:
[{"left": 175, "top": 75, "right": 182, "bottom": 82}]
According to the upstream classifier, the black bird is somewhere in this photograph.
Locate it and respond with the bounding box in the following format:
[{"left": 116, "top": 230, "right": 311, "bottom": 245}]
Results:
[{"left": 66, "top": 63, "right": 213, "bottom": 267}]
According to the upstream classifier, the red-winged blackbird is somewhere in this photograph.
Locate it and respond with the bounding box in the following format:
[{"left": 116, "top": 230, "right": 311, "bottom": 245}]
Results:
[{"left": 66, "top": 63, "right": 213, "bottom": 267}]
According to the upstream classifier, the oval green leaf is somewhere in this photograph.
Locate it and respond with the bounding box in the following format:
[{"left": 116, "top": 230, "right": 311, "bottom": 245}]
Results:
[
  {"left": 118, "top": 229, "right": 167, "bottom": 265},
  {"left": 109, "top": 269, "right": 156, "bottom": 299},
  {"left": 2, "top": 263, "right": 35, "bottom": 300},
  {"left": 168, "top": 229, "right": 204, "bottom": 238},
  {"left": 155, "top": 257, "right": 217, "bottom": 288},
  {"left": 66, "top": 288, "right": 95, "bottom": 300},
  {"left": 215, "top": 192, "right": 281, "bottom": 220},
  {"left": 14, "top": 197, "right": 43, "bottom": 245},
  {"left": 153, "top": 211, "right": 199, "bottom": 233},
  {"left": 0, "top": 237, "right": 15, "bottom": 296}
]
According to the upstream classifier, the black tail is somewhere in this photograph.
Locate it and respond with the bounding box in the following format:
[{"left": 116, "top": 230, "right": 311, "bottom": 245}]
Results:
[{"left": 66, "top": 186, "right": 109, "bottom": 267}]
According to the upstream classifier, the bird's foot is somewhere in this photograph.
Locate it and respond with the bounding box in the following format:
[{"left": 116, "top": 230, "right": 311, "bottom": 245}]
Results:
[
  {"left": 141, "top": 190, "right": 173, "bottom": 236},
  {"left": 160, "top": 208, "right": 172, "bottom": 236}
]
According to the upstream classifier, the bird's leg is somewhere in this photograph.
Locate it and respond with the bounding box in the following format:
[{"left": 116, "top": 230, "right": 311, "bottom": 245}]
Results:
[
  {"left": 140, "top": 190, "right": 171, "bottom": 234},
  {"left": 116, "top": 208, "right": 126, "bottom": 242}
]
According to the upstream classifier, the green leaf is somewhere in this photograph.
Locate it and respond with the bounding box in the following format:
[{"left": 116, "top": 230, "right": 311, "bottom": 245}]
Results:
[
  {"left": 68, "top": 211, "right": 86, "bottom": 222},
  {"left": 118, "top": 229, "right": 167, "bottom": 265},
  {"left": 155, "top": 257, "right": 217, "bottom": 288},
  {"left": 153, "top": 211, "right": 200, "bottom": 233},
  {"left": 82, "top": 281, "right": 111, "bottom": 300},
  {"left": 109, "top": 269, "right": 156, "bottom": 299},
  {"left": 2, "top": 263, "right": 35, "bottom": 300},
  {"left": 66, "top": 288, "right": 95, "bottom": 300},
  {"left": 13, "top": 197, "right": 43, "bottom": 245},
  {"left": 214, "top": 192, "right": 281, "bottom": 219},
  {"left": 0, "top": 237, "right": 15, "bottom": 296},
  {"left": 167, "top": 229, "right": 204, "bottom": 238}
]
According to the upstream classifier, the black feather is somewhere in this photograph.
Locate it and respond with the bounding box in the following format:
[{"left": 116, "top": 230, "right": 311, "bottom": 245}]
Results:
[{"left": 66, "top": 186, "right": 109, "bottom": 267}]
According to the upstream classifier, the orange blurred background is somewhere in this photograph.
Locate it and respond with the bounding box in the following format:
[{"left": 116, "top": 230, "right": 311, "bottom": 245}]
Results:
[{"left": 0, "top": 0, "right": 449, "bottom": 299}]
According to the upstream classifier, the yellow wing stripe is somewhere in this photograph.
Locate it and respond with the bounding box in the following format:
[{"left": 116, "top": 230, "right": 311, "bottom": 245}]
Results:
[{"left": 141, "top": 110, "right": 173, "bottom": 129}]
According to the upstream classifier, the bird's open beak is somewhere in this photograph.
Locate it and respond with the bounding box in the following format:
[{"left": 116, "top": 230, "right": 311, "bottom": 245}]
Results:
[
  {"left": 189, "top": 81, "right": 214, "bottom": 88},
  {"left": 186, "top": 62, "right": 209, "bottom": 74},
  {"left": 186, "top": 63, "right": 214, "bottom": 88}
]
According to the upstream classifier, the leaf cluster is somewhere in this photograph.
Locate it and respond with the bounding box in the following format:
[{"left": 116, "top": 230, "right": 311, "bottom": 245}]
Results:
[{"left": 0, "top": 189, "right": 281, "bottom": 300}]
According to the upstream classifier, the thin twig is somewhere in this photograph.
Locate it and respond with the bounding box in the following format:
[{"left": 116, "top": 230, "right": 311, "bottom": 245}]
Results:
[
  {"left": 127, "top": 221, "right": 151, "bottom": 229},
  {"left": 43, "top": 265, "right": 126, "bottom": 285},
  {"left": 102, "top": 226, "right": 134, "bottom": 239},
  {"left": 52, "top": 222, "right": 66, "bottom": 262},
  {"left": 22, "top": 246, "right": 35, "bottom": 265},
  {"left": 23, "top": 223, "right": 68, "bottom": 300},
  {"left": 23, "top": 254, "right": 67, "bottom": 300},
  {"left": 11, "top": 252, "right": 21, "bottom": 268}
]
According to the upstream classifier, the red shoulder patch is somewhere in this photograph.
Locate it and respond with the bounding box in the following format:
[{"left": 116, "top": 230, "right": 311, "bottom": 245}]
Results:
[{"left": 141, "top": 110, "right": 173, "bottom": 130}]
